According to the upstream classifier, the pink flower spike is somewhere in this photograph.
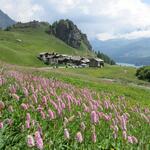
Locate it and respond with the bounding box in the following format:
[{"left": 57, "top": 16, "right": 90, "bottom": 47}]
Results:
[
  {"left": 80, "top": 122, "right": 86, "bottom": 131},
  {"left": 92, "top": 132, "right": 97, "bottom": 143},
  {"left": 8, "top": 105, "right": 14, "bottom": 112},
  {"left": 26, "top": 113, "right": 31, "bottom": 121},
  {"left": 34, "top": 131, "right": 44, "bottom": 150},
  {"left": 76, "top": 132, "right": 83, "bottom": 143},
  {"left": 132, "top": 136, "right": 138, "bottom": 143},
  {"left": 40, "top": 111, "right": 46, "bottom": 119},
  {"left": 12, "top": 93, "right": 19, "bottom": 101},
  {"left": 0, "top": 122, "right": 3, "bottom": 129},
  {"left": 123, "top": 131, "right": 127, "bottom": 140},
  {"left": 64, "top": 128, "right": 70, "bottom": 139},
  {"left": 0, "top": 101, "right": 5, "bottom": 111},
  {"left": 23, "top": 87, "right": 29, "bottom": 97},
  {"left": 48, "top": 109, "right": 55, "bottom": 120},
  {"left": 27, "top": 135, "right": 35, "bottom": 147},
  {"left": 21, "top": 103, "right": 28, "bottom": 110},
  {"left": 127, "top": 136, "right": 133, "bottom": 144},
  {"left": 91, "top": 111, "right": 98, "bottom": 124},
  {"left": 26, "top": 120, "right": 30, "bottom": 129}
]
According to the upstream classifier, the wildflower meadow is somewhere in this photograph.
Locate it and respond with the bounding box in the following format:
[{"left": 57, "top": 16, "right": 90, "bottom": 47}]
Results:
[{"left": 0, "top": 69, "right": 150, "bottom": 149}]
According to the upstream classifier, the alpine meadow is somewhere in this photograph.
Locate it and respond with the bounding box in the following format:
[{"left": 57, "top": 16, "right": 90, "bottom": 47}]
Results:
[{"left": 0, "top": 1, "right": 150, "bottom": 150}]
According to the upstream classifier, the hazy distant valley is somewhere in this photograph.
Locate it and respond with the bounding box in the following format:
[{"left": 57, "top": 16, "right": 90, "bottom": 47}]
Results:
[{"left": 91, "top": 38, "right": 150, "bottom": 66}]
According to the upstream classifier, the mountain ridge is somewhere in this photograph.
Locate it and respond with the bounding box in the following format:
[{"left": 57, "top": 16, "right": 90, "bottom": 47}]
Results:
[{"left": 0, "top": 9, "right": 15, "bottom": 28}]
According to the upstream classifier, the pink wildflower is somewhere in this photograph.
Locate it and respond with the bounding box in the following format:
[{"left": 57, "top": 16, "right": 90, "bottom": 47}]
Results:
[
  {"left": 114, "top": 125, "right": 119, "bottom": 132},
  {"left": 8, "top": 105, "right": 14, "bottom": 112},
  {"left": 123, "top": 131, "right": 127, "bottom": 140},
  {"left": 34, "top": 131, "right": 43, "bottom": 150},
  {"left": 64, "top": 128, "right": 70, "bottom": 139},
  {"left": 121, "top": 115, "right": 127, "bottom": 131},
  {"left": 91, "top": 111, "right": 98, "bottom": 124},
  {"left": 33, "top": 94, "right": 38, "bottom": 103},
  {"left": 92, "top": 132, "right": 97, "bottom": 143},
  {"left": 26, "top": 113, "right": 31, "bottom": 121},
  {"left": 63, "top": 117, "right": 69, "bottom": 127},
  {"left": 80, "top": 122, "right": 86, "bottom": 131},
  {"left": 0, "top": 122, "right": 3, "bottom": 129},
  {"left": 26, "top": 120, "right": 30, "bottom": 129},
  {"left": 48, "top": 109, "right": 55, "bottom": 120},
  {"left": 42, "top": 96, "right": 47, "bottom": 106},
  {"left": 6, "top": 119, "right": 13, "bottom": 126},
  {"left": 132, "top": 136, "right": 138, "bottom": 143},
  {"left": 113, "top": 131, "right": 117, "bottom": 139},
  {"left": 76, "top": 132, "right": 83, "bottom": 143},
  {"left": 0, "top": 101, "right": 5, "bottom": 111},
  {"left": 9, "top": 85, "right": 16, "bottom": 94},
  {"left": 21, "top": 103, "right": 28, "bottom": 110},
  {"left": 23, "top": 87, "right": 29, "bottom": 97},
  {"left": 127, "top": 136, "right": 133, "bottom": 144},
  {"left": 40, "top": 111, "right": 46, "bottom": 119},
  {"left": 12, "top": 93, "right": 19, "bottom": 101},
  {"left": 103, "top": 100, "right": 109, "bottom": 109},
  {"left": 27, "top": 135, "right": 35, "bottom": 147}
]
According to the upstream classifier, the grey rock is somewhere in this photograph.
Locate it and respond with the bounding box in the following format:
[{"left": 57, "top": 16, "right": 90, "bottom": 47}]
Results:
[{"left": 48, "top": 19, "right": 92, "bottom": 51}]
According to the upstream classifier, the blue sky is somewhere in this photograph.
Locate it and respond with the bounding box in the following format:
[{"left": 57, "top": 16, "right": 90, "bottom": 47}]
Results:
[{"left": 1, "top": 0, "right": 150, "bottom": 41}]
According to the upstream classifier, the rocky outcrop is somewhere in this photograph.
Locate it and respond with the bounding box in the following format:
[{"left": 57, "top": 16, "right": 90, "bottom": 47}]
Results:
[{"left": 47, "top": 19, "right": 92, "bottom": 51}]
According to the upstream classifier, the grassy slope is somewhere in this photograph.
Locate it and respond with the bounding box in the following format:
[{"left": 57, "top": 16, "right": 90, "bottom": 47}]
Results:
[
  {"left": 3, "top": 64, "right": 149, "bottom": 107},
  {"left": 0, "top": 25, "right": 93, "bottom": 67},
  {"left": 39, "top": 66, "right": 150, "bottom": 107}
]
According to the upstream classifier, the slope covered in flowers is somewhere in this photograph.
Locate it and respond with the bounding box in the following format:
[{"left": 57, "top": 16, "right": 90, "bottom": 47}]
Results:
[{"left": 0, "top": 69, "right": 150, "bottom": 149}]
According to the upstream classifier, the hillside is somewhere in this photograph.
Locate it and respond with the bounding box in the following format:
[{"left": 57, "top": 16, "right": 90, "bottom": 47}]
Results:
[
  {"left": 0, "top": 21, "right": 94, "bottom": 66},
  {"left": 0, "top": 10, "right": 15, "bottom": 28},
  {"left": 91, "top": 38, "right": 150, "bottom": 65}
]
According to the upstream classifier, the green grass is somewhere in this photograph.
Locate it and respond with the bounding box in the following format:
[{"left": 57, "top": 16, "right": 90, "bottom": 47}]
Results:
[
  {"left": 0, "top": 67, "right": 150, "bottom": 149},
  {"left": 0, "top": 26, "right": 93, "bottom": 67},
  {"left": 38, "top": 71, "right": 150, "bottom": 107},
  {"left": 5, "top": 64, "right": 149, "bottom": 107}
]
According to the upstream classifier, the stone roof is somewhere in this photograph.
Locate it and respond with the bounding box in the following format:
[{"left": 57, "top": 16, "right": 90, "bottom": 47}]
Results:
[{"left": 90, "top": 58, "right": 104, "bottom": 62}]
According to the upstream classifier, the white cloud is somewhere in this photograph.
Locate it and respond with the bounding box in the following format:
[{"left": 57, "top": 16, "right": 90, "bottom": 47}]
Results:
[
  {"left": 97, "top": 29, "right": 150, "bottom": 41},
  {"left": 0, "top": 0, "right": 45, "bottom": 22},
  {"left": 46, "top": 0, "right": 150, "bottom": 39},
  {"left": 1, "top": 0, "right": 150, "bottom": 40},
  {"left": 96, "top": 33, "right": 117, "bottom": 41}
]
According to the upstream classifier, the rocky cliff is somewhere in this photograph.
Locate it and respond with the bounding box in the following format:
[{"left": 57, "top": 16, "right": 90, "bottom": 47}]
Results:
[{"left": 47, "top": 19, "right": 92, "bottom": 51}]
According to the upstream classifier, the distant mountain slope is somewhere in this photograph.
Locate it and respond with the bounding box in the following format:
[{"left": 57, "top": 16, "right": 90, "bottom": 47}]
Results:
[
  {"left": 47, "top": 19, "right": 92, "bottom": 51},
  {"left": 91, "top": 38, "right": 150, "bottom": 65},
  {"left": 0, "top": 10, "right": 15, "bottom": 28},
  {"left": 0, "top": 21, "right": 94, "bottom": 66}
]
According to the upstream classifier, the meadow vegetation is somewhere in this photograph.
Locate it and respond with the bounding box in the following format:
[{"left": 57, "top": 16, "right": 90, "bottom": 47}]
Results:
[{"left": 0, "top": 67, "right": 150, "bottom": 149}]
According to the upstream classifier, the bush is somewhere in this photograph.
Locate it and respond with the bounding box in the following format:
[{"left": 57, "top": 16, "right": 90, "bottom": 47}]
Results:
[{"left": 136, "top": 66, "right": 150, "bottom": 82}]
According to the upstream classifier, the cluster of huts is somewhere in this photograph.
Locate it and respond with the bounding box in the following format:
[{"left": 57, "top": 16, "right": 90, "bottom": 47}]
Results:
[{"left": 38, "top": 52, "right": 104, "bottom": 68}]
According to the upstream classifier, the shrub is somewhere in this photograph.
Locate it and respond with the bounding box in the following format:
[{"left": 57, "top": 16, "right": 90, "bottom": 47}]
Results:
[{"left": 136, "top": 66, "right": 150, "bottom": 82}]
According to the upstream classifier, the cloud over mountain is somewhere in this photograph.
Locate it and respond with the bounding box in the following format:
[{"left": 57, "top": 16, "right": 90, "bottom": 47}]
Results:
[{"left": 1, "top": 0, "right": 150, "bottom": 40}]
